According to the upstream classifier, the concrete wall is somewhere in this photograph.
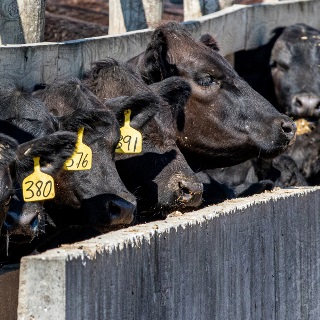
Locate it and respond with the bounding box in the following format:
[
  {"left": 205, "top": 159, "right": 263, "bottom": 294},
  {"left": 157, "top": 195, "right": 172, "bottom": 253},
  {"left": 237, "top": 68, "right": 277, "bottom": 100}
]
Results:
[
  {"left": 17, "top": 187, "right": 320, "bottom": 320},
  {"left": 0, "top": 0, "right": 319, "bottom": 90},
  {"left": 0, "top": 264, "right": 20, "bottom": 320}
]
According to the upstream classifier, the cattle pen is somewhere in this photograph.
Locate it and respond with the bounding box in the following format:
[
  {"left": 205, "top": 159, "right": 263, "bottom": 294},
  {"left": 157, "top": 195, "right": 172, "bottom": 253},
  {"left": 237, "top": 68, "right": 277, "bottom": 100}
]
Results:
[{"left": 0, "top": 0, "right": 320, "bottom": 319}]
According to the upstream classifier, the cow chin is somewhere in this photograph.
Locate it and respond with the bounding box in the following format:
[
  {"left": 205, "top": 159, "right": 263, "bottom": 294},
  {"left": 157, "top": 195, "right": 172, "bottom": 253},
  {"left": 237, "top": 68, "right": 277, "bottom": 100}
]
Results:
[
  {"left": 250, "top": 137, "right": 292, "bottom": 161},
  {"left": 81, "top": 194, "right": 136, "bottom": 227}
]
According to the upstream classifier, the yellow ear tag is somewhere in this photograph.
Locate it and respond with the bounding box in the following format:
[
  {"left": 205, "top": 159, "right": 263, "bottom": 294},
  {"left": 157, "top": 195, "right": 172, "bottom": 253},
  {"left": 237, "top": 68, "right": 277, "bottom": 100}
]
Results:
[
  {"left": 64, "top": 127, "right": 92, "bottom": 170},
  {"left": 22, "top": 157, "right": 55, "bottom": 202},
  {"left": 116, "top": 109, "right": 142, "bottom": 154}
]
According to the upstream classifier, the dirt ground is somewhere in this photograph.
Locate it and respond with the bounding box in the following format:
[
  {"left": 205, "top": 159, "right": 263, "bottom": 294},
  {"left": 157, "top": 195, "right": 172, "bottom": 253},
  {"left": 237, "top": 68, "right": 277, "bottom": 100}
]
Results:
[
  {"left": 44, "top": 0, "right": 184, "bottom": 41},
  {"left": 44, "top": 0, "right": 261, "bottom": 42}
]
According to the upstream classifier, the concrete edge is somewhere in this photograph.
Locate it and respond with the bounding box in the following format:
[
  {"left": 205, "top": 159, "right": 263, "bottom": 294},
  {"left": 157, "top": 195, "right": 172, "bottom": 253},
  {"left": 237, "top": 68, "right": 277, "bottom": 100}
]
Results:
[{"left": 20, "top": 186, "right": 320, "bottom": 262}]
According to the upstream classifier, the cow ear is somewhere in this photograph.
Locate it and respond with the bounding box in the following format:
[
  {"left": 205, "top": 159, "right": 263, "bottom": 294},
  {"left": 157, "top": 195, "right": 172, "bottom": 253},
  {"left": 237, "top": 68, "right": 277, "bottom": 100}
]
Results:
[
  {"left": 149, "top": 77, "right": 191, "bottom": 131},
  {"left": 0, "top": 134, "right": 18, "bottom": 168},
  {"left": 16, "top": 132, "right": 77, "bottom": 177},
  {"left": 199, "top": 34, "right": 220, "bottom": 52},
  {"left": 105, "top": 93, "right": 159, "bottom": 129},
  {"left": 138, "top": 29, "right": 178, "bottom": 84},
  {"left": 58, "top": 109, "right": 116, "bottom": 135},
  {"left": 0, "top": 120, "right": 35, "bottom": 144}
]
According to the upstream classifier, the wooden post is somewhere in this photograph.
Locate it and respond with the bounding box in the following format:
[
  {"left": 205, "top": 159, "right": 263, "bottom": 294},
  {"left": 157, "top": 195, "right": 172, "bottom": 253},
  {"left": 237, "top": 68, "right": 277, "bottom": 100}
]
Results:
[
  {"left": 109, "top": 0, "right": 163, "bottom": 35},
  {"left": 184, "top": 0, "right": 235, "bottom": 21},
  {"left": 0, "top": 0, "right": 45, "bottom": 45},
  {"left": 184, "top": 0, "right": 220, "bottom": 20},
  {"left": 219, "top": 0, "right": 234, "bottom": 9}
]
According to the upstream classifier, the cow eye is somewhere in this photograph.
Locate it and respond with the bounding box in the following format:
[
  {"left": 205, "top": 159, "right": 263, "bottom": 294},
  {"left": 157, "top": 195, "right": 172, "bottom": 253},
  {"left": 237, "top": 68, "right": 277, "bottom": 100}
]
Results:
[
  {"left": 271, "top": 60, "right": 289, "bottom": 72},
  {"left": 195, "top": 74, "right": 216, "bottom": 87}
]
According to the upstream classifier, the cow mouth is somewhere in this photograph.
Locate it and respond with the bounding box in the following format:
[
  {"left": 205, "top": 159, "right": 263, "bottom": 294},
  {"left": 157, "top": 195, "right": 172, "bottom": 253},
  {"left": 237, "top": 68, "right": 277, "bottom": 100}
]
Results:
[{"left": 5, "top": 234, "right": 34, "bottom": 244}]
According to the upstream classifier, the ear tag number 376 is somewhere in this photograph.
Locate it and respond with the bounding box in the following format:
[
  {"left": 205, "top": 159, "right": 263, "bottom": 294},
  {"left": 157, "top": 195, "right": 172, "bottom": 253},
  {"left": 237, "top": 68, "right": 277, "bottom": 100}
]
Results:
[
  {"left": 22, "top": 157, "right": 55, "bottom": 202},
  {"left": 116, "top": 109, "right": 142, "bottom": 154},
  {"left": 64, "top": 127, "right": 92, "bottom": 170}
]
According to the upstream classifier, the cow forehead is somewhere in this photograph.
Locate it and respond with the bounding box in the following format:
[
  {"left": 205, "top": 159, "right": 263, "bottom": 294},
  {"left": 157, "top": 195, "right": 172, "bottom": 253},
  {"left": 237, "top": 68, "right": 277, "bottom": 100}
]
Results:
[
  {"left": 170, "top": 45, "right": 234, "bottom": 77},
  {"left": 280, "top": 24, "right": 320, "bottom": 47},
  {"left": 273, "top": 30, "right": 320, "bottom": 64}
]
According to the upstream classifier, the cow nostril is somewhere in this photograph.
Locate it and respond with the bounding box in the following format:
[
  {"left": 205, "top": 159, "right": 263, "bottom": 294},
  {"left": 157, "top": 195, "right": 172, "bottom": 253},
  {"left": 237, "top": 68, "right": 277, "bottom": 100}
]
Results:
[
  {"left": 294, "top": 97, "right": 303, "bottom": 108},
  {"left": 180, "top": 186, "right": 191, "bottom": 196},
  {"left": 178, "top": 180, "right": 203, "bottom": 207},
  {"left": 293, "top": 94, "right": 320, "bottom": 113},
  {"left": 30, "top": 215, "right": 38, "bottom": 229},
  {"left": 4, "top": 213, "right": 15, "bottom": 228},
  {"left": 281, "top": 120, "right": 295, "bottom": 135},
  {"left": 109, "top": 201, "right": 121, "bottom": 216},
  {"left": 108, "top": 199, "right": 136, "bottom": 226}
]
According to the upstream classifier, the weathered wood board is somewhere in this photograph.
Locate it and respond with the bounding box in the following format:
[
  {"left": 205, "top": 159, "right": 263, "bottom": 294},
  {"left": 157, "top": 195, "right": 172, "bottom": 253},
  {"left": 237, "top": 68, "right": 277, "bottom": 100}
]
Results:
[
  {"left": 0, "top": 0, "right": 45, "bottom": 45},
  {"left": 109, "top": 0, "right": 163, "bottom": 35},
  {"left": 0, "top": 0, "right": 318, "bottom": 89}
]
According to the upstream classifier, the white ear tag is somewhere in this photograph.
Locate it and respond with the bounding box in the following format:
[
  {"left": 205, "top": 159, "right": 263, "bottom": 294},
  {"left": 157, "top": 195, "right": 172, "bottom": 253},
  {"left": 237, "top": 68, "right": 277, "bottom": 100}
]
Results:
[
  {"left": 64, "top": 127, "right": 92, "bottom": 170},
  {"left": 116, "top": 109, "right": 142, "bottom": 154},
  {"left": 22, "top": 157, "right": 55, "bottom": 202}
]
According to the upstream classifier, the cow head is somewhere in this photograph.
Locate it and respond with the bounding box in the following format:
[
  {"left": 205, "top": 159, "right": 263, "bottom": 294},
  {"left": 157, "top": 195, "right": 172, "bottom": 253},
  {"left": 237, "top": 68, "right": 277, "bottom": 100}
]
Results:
[
  {"left": 34, "top": 79, "right": 137, "bottom": 227},
  {"left": 270, "top": 24, "right": 320, "bottom": 119},
  {"left": 0, "top": 79, "right": 57, "bottom": 138},
  {"left": 84, "top": 59, "right": 203, "bottom": 217},
  {"left": 3, "top": 132, "right": 77, "bottom": 243},
  {"left": 130, "top": 22, "right": 296, "bottom": 169}
]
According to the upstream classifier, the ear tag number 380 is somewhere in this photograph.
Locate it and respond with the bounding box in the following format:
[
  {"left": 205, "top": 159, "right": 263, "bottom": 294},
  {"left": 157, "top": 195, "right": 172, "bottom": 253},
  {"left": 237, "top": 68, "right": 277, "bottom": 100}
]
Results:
[
  {"left": 64, "top": 127, "right": 92, "bottom": 170},
  {"left": 116, "top": 109, "right": 142, "bottom": 154},
  {"left": 22, "top": 157, "right": 55, "bottom": 202}
]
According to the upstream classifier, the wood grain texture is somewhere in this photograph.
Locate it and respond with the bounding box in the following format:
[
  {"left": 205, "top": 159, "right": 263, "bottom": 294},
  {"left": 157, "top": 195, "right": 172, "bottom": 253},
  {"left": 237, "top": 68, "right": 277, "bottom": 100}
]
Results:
[
  {"left": 0, "top": 0, "right": 45, "bottom": 44},
  {"left": 18, "top": 187, "right": 320, "bottom": 319},
  {"left": 184, "top": 0, "right": 220, "bottom": 20},
  {"left": 109, "top": 0, "right": 163, "bottom": 35},
  {"left": 0, "top": 0, "right": 318, "bottom": 89}
]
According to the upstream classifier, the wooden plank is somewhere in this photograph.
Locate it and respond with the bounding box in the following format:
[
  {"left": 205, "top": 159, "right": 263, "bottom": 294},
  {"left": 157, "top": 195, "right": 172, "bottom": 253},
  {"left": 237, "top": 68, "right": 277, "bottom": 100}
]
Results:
[
  {"left": 183, "top": 0, "right": 235, "bottom": 20},
  {"left": 0, "top": 0, "right": 45, "bottom": 44},
  {"left": 0, "top": 0, "right": 318, "bottom": 88},
  {"left": 109, "top": 0, "right": 163, "bottom": 35},
  {"left": 184, "top": 0, "right": 220, "bottom": 20}
]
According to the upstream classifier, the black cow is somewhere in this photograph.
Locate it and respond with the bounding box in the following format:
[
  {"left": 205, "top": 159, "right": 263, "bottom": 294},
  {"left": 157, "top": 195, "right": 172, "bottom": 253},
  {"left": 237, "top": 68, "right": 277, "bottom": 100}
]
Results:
[
  {"left": 0, "top": 79, "right": 57, "bottom": 138},
  {"left": 207, "top": 154, "right": 307, "bottom": 199},
  {"left": 0, "top": 81, "right": 64, "bottom": 243},
  {"left": 0, "top": 134, "right": 18, "bottom": 231},
  {"left": 4, "top": 131, "right": 77, "bottom": 243},
  {"left": 270, "top": 24, "right": 320, "bottom": 118},
  {"left": 32, "top": 86, "right": 137, "bottom": 228},
  {"left": 129, "top": 22, "right": 296, "bottom": 171},
  {"left": 0, "top": 80, "right": 135, "bottom": 253},
  {"left": 235, "top": 23, "right": 320, "bottom": 119},
  {"left": 83, "top": 60, "right": 203, "bottom": 217},
  {"left": 47, "top": 108, "right": 137, "bottom": 228},
  {"left": 207, "top": 24, "right": 320, "bottom": 195},
  {"left": 234, "top": 24, "right": 320, "bottom": 182},
  {"left": 268, "top": 24, "right": 320, "bottom": 184}
]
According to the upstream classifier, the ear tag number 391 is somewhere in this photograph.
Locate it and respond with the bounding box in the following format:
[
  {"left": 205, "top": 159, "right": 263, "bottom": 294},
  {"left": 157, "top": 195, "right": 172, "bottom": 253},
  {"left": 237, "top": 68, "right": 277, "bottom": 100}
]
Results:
[
  {"left": 116, "top": 109, "right": 142, "bottom": 154},
  {"left": 22, "top": 157, "right": 55, "bottom": 202},
  {"left": 64, "top": 127, "right": 92, "bottom": 170}
]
